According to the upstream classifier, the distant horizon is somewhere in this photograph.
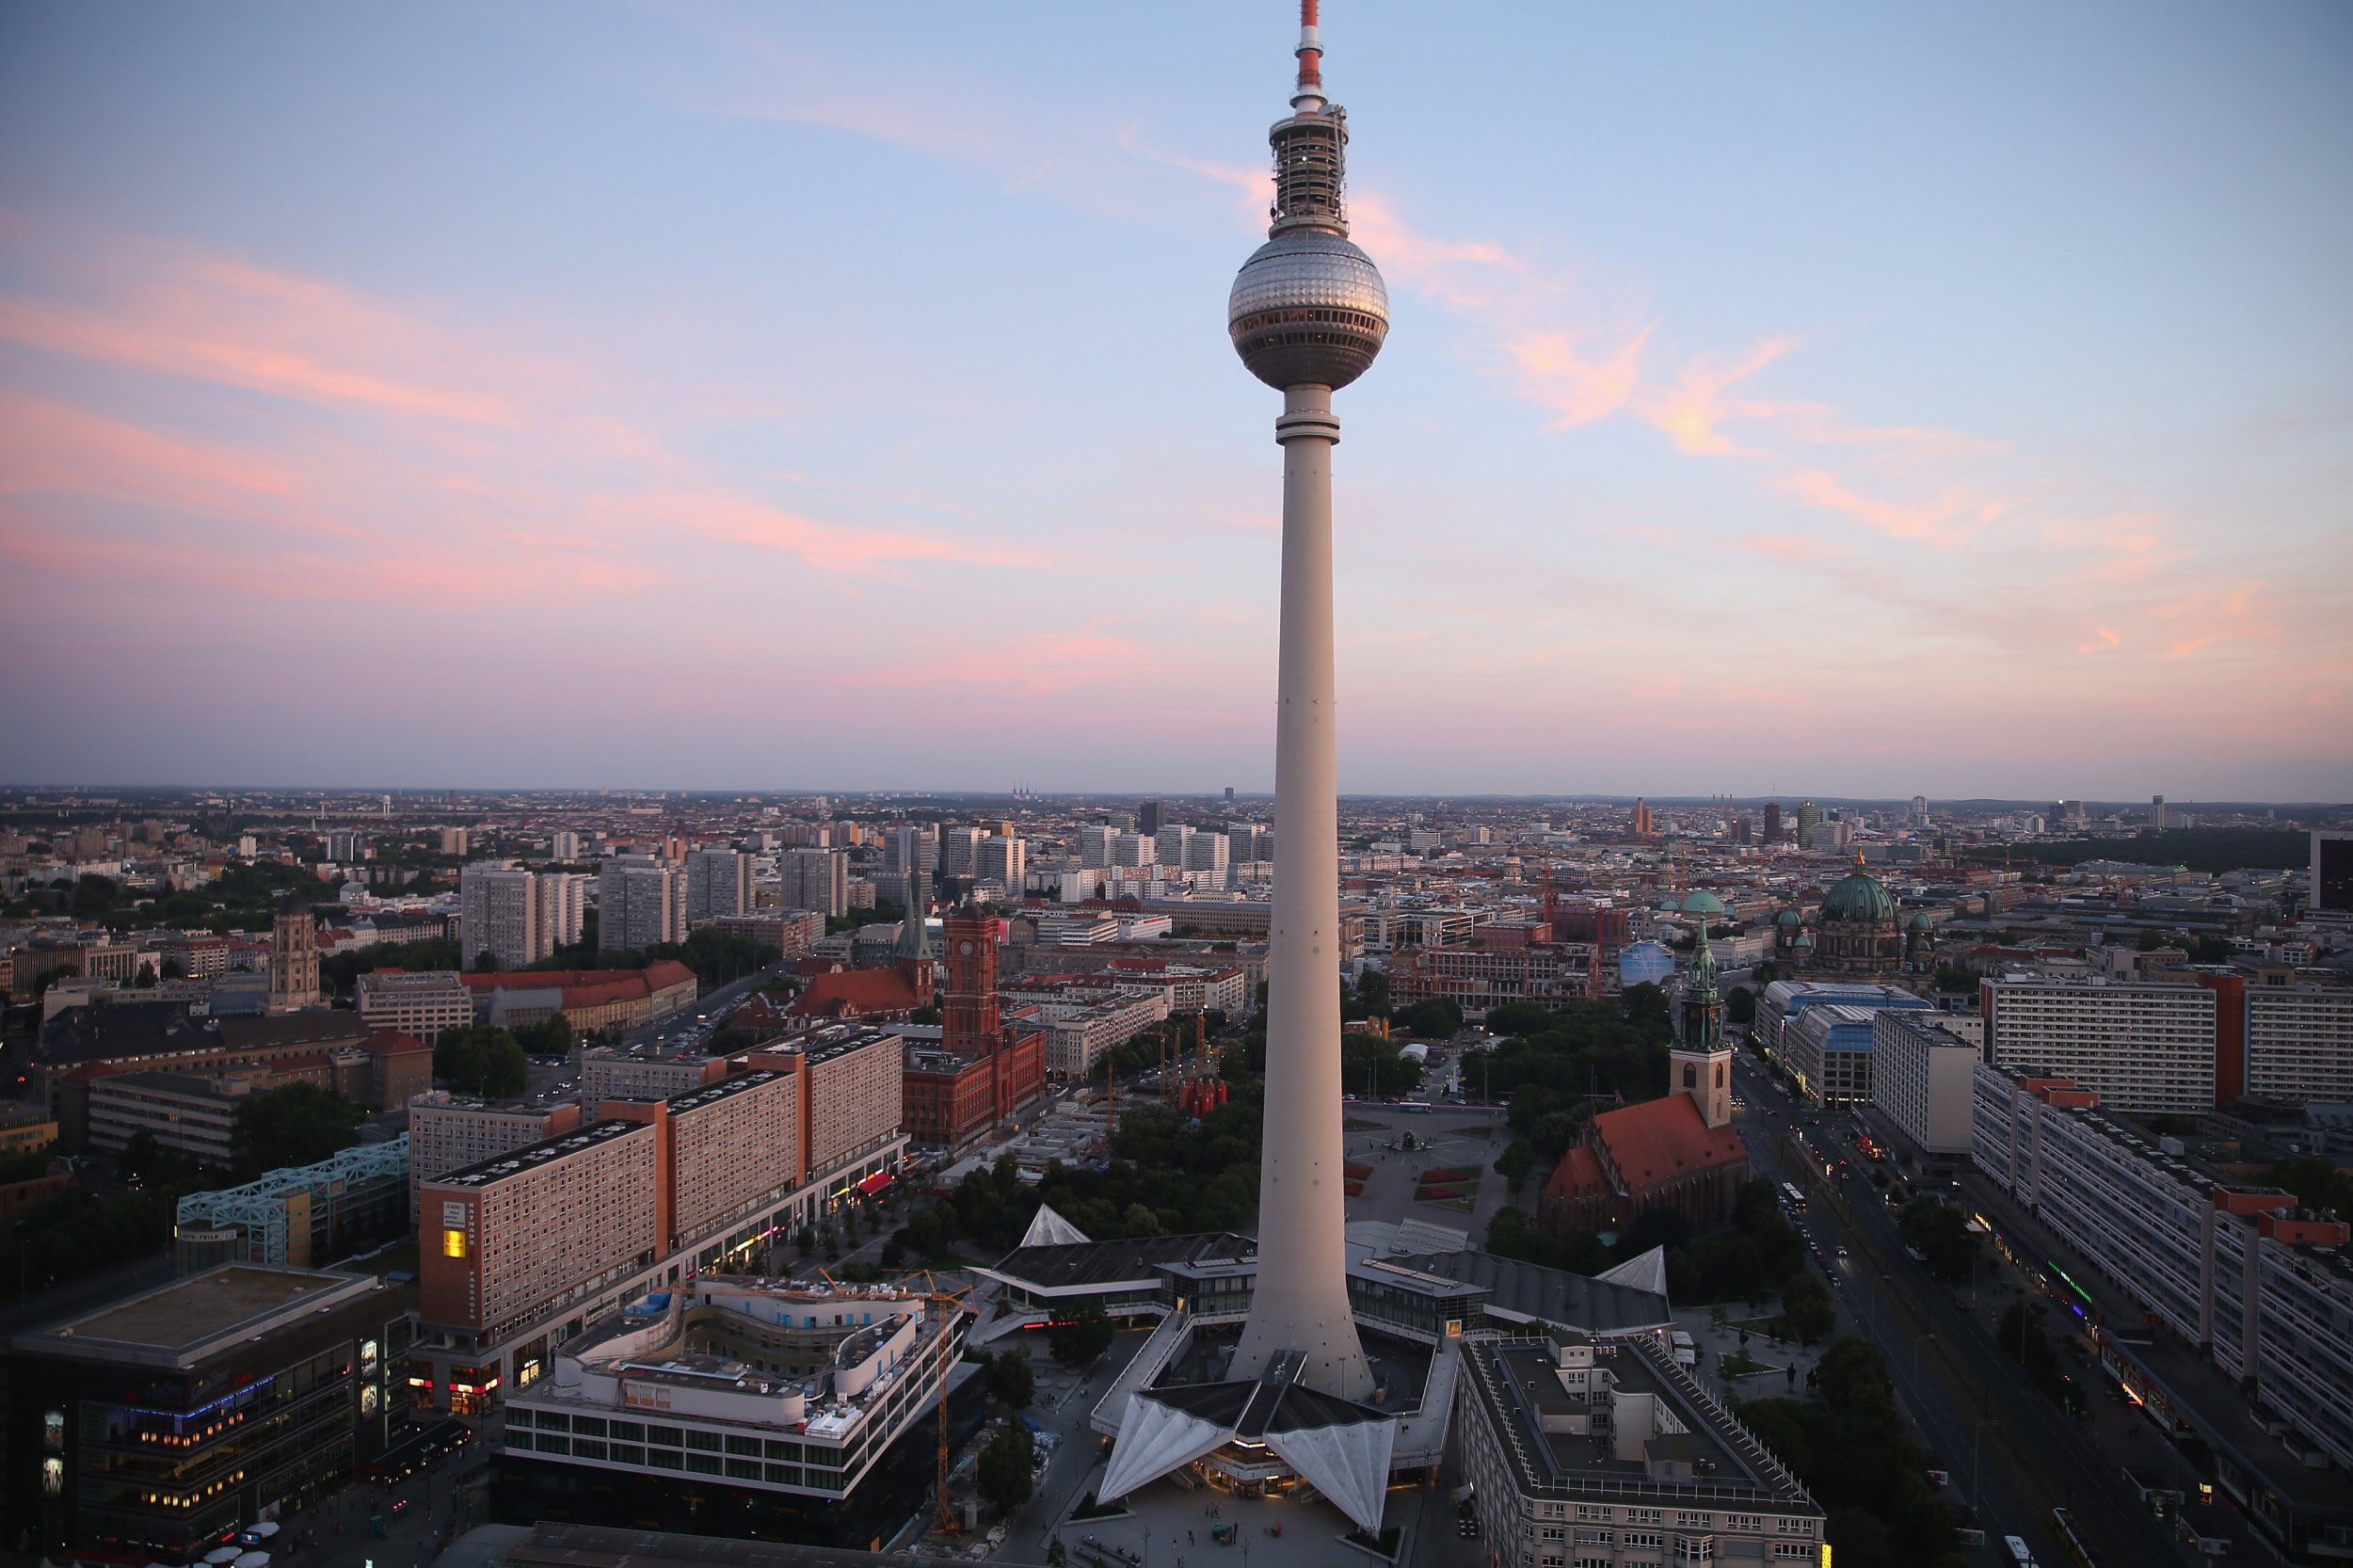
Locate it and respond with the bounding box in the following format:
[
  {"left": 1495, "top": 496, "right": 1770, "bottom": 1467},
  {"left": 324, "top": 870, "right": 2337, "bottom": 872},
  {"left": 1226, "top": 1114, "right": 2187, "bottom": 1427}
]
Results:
[{"left": 2, "top": 782, "right": 2344, "bottom": 814}]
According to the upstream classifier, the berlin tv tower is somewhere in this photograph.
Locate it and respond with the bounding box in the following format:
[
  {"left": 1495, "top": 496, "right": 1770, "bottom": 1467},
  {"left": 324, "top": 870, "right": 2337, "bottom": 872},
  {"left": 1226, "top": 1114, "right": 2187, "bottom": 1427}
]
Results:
[{"left": 1227, "top": 0, "right": 1387, "bottom": 1402}]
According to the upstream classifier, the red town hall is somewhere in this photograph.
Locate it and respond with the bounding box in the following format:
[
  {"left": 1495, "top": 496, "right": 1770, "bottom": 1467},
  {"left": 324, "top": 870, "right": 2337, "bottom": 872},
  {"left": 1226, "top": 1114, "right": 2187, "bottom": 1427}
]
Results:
[{"left": 902, "top": 902, "right": 1046, "bottom": 1149}]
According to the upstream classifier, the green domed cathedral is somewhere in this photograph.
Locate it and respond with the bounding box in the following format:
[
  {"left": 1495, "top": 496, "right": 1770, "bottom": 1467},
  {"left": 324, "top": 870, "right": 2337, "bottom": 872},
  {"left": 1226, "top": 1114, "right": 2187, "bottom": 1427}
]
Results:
[{"left": 1772, "top": 852, "right": 1934, "bottom": 983}]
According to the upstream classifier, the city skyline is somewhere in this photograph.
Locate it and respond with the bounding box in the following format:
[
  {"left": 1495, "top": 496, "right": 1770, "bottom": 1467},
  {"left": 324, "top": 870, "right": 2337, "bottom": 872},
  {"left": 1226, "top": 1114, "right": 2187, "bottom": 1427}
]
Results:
[{"left": 3, "top": 3, "right": 2348, "bottom": 798}]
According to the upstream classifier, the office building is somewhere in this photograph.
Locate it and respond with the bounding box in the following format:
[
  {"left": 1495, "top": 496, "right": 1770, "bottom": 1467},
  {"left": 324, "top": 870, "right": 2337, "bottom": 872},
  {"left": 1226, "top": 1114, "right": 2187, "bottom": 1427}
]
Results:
[
  {"left": 1752, "top": 980, "right": 1929, "bottom": 1064},
  {"left": 267, "top": 906, "right": 319, "bottom": 1013},
  {"left": 495, "top": 1275, "right": 969, "bottom": 1538},
  {"left": 2315, "top": 830, "right": 2353, "bottom": 915},
  {"left": 1110, "top": 831, "right": 1156, "bottom": 868},
  {"left": 684, "top": 848, "right": 752, "bottom": 924},
  {"left": 1762, "top": 802, "right": 1783, "bottom": 844},
  {"left": 1869, "top": 1012, "right": 1977, "bottom": 1176},
  {"left": 358, "top": 968, "right": 475, "bottom": 1043},
  {"left": 1795, "top": 801, "right": 1822, "bottom": 850},
  {"left": 1456, "top": 1331, "right": 1825, "bottom": 1568},
  {"left": 1138, "top": 799, "right": 1165, "bottom": 837},
  {"left": 461, "top": 862, "right": 545, "bottom": 970},
  {"left": 4, "top": 1266, "right": 417, "bottom": 1562},
  {"left": 85, "top": 1071, "right": 255, "bottom": 1165},
  {"left": 781, "top": 847, "right": 849, "bottom": 919},
  {"left": 1077, "top": 824, "right": 1116, "bottom": 869},
  {"left": 599, "top": 857, "right": 684, "bottom": 951},
  {"left": 1980, "top": 977, "right": 2219, "bottom": 1114},
  {"left": 175, "top": 1138, "right": 410, "bottom": 1272}
]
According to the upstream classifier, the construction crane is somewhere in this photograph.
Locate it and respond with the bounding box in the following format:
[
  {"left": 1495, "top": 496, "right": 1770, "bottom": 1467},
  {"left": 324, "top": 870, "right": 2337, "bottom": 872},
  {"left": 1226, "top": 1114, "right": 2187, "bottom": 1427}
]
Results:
[{"left": 884, "top": 1269, "right": 977, "bottom": 1535}]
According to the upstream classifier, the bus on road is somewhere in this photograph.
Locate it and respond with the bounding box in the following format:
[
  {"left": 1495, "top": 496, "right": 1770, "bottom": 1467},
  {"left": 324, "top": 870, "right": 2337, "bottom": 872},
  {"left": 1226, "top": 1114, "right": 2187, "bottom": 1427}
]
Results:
[{"left": 1782, "top": 1181, "right": 1808, "bottom": 1214}]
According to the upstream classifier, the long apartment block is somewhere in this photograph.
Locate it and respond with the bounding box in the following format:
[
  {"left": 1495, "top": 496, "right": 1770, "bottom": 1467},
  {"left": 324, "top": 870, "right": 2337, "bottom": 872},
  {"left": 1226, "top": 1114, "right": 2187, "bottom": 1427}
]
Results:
[
  {"left": 1972, "top": 1064, "right": 2353, "bottom": 1558},
  {"left": 411, "top": 1030, "right": 905, "bottom": 1414}
]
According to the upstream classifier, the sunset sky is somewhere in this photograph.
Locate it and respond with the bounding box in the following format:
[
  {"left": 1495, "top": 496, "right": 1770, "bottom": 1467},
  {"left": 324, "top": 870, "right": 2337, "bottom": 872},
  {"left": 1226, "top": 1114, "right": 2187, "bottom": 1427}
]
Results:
[{"left": 2, "top": 3, "right": 2347, "bottom": 799}]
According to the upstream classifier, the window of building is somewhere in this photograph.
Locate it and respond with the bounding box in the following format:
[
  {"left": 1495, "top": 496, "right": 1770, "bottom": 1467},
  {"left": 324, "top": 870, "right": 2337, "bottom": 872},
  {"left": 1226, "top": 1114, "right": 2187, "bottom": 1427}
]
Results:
[{"left": 683, "top": 1452, "right": 720, "bottom": 1475}]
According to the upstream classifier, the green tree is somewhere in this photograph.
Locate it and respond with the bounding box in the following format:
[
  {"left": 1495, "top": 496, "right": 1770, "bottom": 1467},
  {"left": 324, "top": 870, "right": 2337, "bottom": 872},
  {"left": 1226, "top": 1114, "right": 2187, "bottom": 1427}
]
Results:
[
  {"left": 433, "top": 1026, "right": 528, "bottom": 1097},
  {"left": 1401, "top": 997, "right": 1464, "bottom": 1038},
  {"left": 1726, "top": 986, "right": 1755, "bottom": 1026},
  {"left": 1776, "top": 1272, "right": 1835, "bottom": 1344},
  {"left": 1619, "top": 981, "right": 1671, "bottom": 1038},
  {"left": 1899, "top": 1199, "right": 1979, "bottom": 1283},
  {"left": 1495, "top": 1140, "right": 1535, "bottom": 1193},
  {"left": 986, "top": 1348, "right": 1035, "bottom": 1411},
  {"left": 472, "top": 949, "right": 504, "bottom": 972},
  {"left": 1048, "top": 1298, "right": 1114, "bottom": 1366},
  {"left": 975, "top": 1422, "right": 1035, "bottom": 1516},
  {"left": 2266, "top": 1157, "right": 2353, "bottom": 1218},
  {"left": 229, "top": 1084, "right": 363, "bottom": 1178},
  {"left": 707, "top": 1026, "right": 757, "bottom": 1057}
]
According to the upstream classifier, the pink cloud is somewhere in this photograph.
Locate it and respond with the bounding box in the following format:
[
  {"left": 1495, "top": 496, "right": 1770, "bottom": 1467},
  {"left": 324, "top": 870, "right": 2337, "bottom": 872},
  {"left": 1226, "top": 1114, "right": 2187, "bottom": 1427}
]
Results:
[
  {"left": 0, "top": 389, "right": 305, "bottom": 517},
  {"left": 1636, "top": 339, "right": 1793, "bottom": 456}
]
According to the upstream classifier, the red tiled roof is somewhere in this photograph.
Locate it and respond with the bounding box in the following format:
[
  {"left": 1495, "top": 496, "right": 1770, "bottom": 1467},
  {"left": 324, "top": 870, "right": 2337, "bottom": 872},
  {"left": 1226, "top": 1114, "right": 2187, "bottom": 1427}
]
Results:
[
  {"left": 789, "top": 967, "right": 920, "bottom": 1019},
  {"left": 359, "top": 1030, "right": 428, "bottom": 1056},
  {"left": 1590, "top": 1094, "right": 1747, "bottom": 1191},
  {"left": 1543, "top": 1144, "right": 1609, "bottom": 1201}
]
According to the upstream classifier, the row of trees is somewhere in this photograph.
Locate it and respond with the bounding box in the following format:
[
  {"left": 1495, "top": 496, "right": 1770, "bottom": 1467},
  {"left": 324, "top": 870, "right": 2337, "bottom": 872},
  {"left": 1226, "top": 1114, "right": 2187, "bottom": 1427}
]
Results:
[
  {"left": 1482, "top": 1180, "right": 1817, "bottom": 1315},
  {"left": 1734, "top": 1338, "right": 1965, "bottom": 1568}
]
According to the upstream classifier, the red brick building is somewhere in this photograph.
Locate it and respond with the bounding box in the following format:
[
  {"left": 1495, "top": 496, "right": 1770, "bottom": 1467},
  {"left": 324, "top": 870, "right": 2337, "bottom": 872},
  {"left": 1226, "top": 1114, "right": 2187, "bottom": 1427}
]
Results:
[
  {"left": 903, "top": 904, "right": 1045, "bottom": 1149},
  {"left": 1538, "top": 1043, "right": 1749, "bottom": 1237}
]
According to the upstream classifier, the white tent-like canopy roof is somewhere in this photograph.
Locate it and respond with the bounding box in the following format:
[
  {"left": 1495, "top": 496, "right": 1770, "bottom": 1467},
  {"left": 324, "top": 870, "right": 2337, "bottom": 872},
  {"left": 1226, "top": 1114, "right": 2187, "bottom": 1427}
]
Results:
[
  {"left": 1020, "top": 1204, "right": 1090, "bottom": 1249},
  {"left": 1597, "top": 1244, "right": 1670, "bottom": 1300}
]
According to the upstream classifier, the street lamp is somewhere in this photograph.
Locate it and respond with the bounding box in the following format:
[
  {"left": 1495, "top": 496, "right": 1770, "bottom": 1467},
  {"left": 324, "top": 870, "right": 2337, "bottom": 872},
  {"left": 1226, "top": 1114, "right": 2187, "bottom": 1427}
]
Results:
[{"left": 1971, "top": 1416, "right": 1999, "bottom": 1517}]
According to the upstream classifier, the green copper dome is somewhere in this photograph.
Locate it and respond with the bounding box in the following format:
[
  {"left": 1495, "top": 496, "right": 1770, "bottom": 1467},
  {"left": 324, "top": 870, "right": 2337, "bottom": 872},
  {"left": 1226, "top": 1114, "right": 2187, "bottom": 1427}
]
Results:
[
  {"left": 1908, "top": 911, "right": 1933, "bottom": 932},
  {"left": 1821, "top": 867, "right": 1897, "bottom": 924},
  {"left": 1775, "top": 907, "right": 1802, "bottom": 928}
]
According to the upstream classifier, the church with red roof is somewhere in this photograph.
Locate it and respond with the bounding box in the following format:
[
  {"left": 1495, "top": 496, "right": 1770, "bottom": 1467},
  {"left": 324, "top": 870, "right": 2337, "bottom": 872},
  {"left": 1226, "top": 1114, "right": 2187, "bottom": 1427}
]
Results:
[{"left": 1540, "top": 918, "right": 1750, "bottom": 1236}]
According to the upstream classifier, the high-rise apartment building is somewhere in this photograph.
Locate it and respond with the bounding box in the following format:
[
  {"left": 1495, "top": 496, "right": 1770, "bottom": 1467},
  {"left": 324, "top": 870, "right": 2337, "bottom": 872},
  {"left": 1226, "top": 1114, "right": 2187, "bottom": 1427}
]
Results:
[
  {"left": 975, "top": 833, "right": 1026, "bottom": 889},
  {"left": 684, "top": 848, "right": 752, "bottom": 924},
  {"left": 1154, "top": 824, "right": 1194, "bottom": 869},
  {"left": 883, "top": 825, "right": 937, "bottom": 879},
  {"left": 461, "top": 862, "right": 544, "bottom": 970},
  {"left": 1077, "top": 824, "right": 1116, "bottom": 869},
  {"left": 1183, "top": 831, "right": 1230, "bottom": 879},
  {"left": 599, "top": 856, "right": 684, "bottom": 952},
  {"left": 1111, "top": 832, "right": 1156, "bottom": 868},
  {"left": 2245, "top": 985, "right": 2353, "bottom": 1103},
  {"left": 536, "top": 872, "right": 586, "bottom": 950},
  {"left": 267, "top": 907, "right": 319, "bottom": 1013},
  {"left": 407, "top": 1091, "right": 583, "bottom": 1222},
  {"left": 550, "top": 830, "right": 583, "bottom": 862},
  {"left": 440, "top": 826, "right": 471, "bottom": 856},
  {"left": 939, "top": 825, "right": 985, "bottom": 877},
  {"left": 1980, "top": 977, "right": 2219, "bottom": 1114},
  {"left": 780, "top": 846, "right": 849, "bottom": 918},
  {"left": 1226, "top": 823, "right": 1268, "bottom": 865}
]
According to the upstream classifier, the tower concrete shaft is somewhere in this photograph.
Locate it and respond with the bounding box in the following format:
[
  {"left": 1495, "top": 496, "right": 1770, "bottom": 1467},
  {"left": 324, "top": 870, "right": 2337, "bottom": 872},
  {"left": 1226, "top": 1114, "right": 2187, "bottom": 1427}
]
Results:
[{"left": 1230, "top": 381, "right": 1370, "bottom": 1400}]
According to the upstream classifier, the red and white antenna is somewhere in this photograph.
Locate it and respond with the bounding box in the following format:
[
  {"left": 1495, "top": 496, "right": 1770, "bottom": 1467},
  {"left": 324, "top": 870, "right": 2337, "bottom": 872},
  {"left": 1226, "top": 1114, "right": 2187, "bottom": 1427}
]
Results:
[{"left": 1292, "top": 0, "right": 1326, "bottom": 109}]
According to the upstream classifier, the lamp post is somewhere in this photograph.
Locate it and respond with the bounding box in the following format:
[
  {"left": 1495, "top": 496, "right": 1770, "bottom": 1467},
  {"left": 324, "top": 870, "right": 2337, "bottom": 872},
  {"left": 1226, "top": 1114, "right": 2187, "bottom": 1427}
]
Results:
[{"left": 1971, "top": 1416, "right": 1999, "bottom": 1517}]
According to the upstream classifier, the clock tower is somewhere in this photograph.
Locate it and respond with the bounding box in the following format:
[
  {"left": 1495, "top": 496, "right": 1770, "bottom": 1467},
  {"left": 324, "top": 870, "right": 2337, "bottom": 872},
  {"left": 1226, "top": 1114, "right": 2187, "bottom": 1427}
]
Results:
[{"left": 942, "top": 901, "right": 1000, "bottom": 1059}]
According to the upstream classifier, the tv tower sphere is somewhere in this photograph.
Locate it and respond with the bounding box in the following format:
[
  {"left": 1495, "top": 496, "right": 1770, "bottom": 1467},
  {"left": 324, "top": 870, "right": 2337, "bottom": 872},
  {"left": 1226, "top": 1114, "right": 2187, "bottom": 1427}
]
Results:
[{"left": 1226, "top": 3, "right": 1387, "bottom": 392}]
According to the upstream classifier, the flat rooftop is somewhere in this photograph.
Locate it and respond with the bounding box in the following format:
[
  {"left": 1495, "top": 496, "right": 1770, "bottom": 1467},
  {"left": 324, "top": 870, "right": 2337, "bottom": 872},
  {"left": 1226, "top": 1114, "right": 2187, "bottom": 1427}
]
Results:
[
  {"left": 22, "top": 1264, "right": 373, "bottom": 1363},
  {"left": 431, "top": 1115, "right": 648, "bottom": 1188}
]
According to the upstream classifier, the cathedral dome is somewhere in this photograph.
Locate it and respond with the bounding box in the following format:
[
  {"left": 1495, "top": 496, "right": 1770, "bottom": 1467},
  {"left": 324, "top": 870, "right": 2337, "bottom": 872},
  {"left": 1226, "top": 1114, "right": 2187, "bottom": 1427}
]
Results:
[
  {"left": 1820, "top": 867, "right": 1896, "bottom": 924},
  {"left": 1908, "top": 911, "right": 1933, "bottom": 932}
]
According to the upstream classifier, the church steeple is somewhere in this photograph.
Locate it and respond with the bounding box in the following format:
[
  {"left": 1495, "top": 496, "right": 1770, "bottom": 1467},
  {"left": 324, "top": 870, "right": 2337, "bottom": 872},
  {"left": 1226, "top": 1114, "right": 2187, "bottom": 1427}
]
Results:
[{"left": 1672, "top": 914, "right": 1731, "bottom": 1128}]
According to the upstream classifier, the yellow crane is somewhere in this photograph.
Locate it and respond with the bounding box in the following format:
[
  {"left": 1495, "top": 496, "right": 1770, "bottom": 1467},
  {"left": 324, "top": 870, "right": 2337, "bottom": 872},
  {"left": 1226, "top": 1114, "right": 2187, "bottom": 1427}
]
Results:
[{"left": 889, "top": 1269, "right": 976, "bottom": 1534}]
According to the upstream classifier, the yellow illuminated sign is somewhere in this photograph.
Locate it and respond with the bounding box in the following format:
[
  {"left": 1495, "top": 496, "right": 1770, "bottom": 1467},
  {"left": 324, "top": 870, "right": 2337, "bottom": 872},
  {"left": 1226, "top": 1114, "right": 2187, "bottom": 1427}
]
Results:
[{"left": 441, "top": 1227, "right": 467, "bottom": 1258}]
